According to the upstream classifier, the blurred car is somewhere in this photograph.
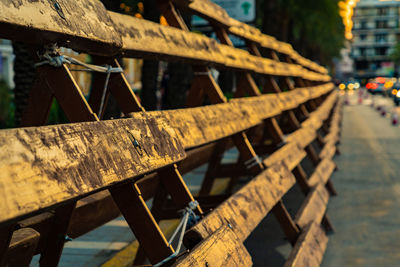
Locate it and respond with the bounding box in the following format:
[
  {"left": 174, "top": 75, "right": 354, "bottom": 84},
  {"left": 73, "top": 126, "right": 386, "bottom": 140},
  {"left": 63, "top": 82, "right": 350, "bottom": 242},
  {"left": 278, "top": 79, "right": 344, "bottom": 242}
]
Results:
[
  {"left": 392, "top": 83, "right": 400, "bottom": 106},
  {"left": 366, "top": 77, "right": 394, "bottom": 95},
  {"left": 338, "top": 81, "right": 360, "bottom": 91},
  {"left": 366, "top": 82, "right": 381, "bottom": 94}
]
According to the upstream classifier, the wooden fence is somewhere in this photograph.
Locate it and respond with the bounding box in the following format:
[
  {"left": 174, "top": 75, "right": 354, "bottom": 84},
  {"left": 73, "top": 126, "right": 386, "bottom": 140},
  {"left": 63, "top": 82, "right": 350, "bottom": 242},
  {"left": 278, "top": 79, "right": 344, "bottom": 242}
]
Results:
[{"left": 0, "top": 0, "right": 342, "bottom": 266}]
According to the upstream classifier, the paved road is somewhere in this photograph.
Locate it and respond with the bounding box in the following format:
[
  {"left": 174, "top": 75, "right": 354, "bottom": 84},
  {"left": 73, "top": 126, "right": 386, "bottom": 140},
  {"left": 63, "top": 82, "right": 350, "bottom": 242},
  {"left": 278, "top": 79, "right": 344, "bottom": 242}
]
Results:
[{"left": 322, "top": 92, "right": 400, "bottom": 266}]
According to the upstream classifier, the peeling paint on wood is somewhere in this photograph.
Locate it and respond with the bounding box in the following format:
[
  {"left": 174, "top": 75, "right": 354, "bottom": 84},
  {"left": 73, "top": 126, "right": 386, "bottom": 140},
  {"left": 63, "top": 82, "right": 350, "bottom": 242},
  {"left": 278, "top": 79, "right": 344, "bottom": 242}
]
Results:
[
  {"left": 0, "top": 0, "right": 121, "bottom": 56},
  {"left": 111, "top": 11, "right": 225, "bottom": 65},
  {"left": 127, "top": 102, "right": 262, "bottom": 149},
  {"left": 0, "top": 115, "right": 185, "bottom": 225}
]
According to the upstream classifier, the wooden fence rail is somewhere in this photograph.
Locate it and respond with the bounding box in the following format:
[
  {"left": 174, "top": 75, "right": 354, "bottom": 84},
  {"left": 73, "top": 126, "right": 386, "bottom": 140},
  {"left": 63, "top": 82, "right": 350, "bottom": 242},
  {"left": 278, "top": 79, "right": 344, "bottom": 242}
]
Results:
[{"left": 0, "top": 0, "right": 342, "bottom": 266}]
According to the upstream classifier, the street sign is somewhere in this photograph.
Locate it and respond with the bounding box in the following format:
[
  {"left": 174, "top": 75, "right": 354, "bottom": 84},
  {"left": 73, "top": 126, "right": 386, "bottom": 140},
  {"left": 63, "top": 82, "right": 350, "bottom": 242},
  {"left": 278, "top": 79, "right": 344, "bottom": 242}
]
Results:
[{"left": 192, "top": 0, "right": 255, "bottom": 26}]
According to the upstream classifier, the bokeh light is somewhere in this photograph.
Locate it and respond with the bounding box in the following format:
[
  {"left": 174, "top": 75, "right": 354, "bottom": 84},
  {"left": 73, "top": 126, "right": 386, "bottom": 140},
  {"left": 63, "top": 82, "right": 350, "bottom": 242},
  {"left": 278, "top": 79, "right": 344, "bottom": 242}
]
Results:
[{"left": 339, "top": 0, "right": 360, "bottom": 40}]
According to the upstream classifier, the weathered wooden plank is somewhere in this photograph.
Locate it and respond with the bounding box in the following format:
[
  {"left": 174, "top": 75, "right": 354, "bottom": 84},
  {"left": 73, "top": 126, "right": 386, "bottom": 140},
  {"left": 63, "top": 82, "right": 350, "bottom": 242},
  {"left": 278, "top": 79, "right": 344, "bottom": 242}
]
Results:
[
  {"left": 263, "top": 142, "right": 307, "bottom": 171},
  {"left": 12, "top": 142, "right": 226, "bottom": 254},
  {"left": 113, "top": 7, "right": 329, "bottom": 81},
  {"left": 278, "top": 91, "right": 300, "bottom": 111},
  {"left": 110, "top": 183, "right": 175, "bottom": 264},
  {"left": 320, "top": 141, "right": 336, "bottom": 160},
  {"left": 185, "top": 161, "right": 296, "bottom": 246},
  {"left": 172, "top": 0, "right": 233, "bottom": 27},
  {"left": 295, "top": 184, "right": 329, "bottom": 228},
  {"left": 219, "top": 45, "right": 280, "bottom": 74},
  {"left": 0, "top": 0, "right": 121, "bottom": 56},
  {"left": 111, "top": 12, "right": 225, "bottom": 65},
  {"left": 308, "top": 158, "right": 336, "bottom": 187},
  {"left": 323, "top": 130, "right": 340, "bottom": 145},
  {"left": 112, "top": 9, "right": 329, "bottom": 81},
  {"left": 301, "top": 115, "right": 323, "bottom": 131},
  {"left": 286, "top": 127, "right": 317, "bottom": 149},
  {"left": 292, "top": 88, "right": 311, "bottom": 105},
  {"left": 302, "top": 91, "right": 338, "bottom": 131},
  {"left": 173, "top": 225, "right": 252, "bottom": 267},
  {"left": 291, "top": 51, "right": 329, "bottom": 75},
  {"left": 0, "top": 115, "right": 185, "bottom": 226},
  {"left": 284, "top": 222, "right": 328, "bottom": 267},
  {"left": 309, "top": 83, "right": 335, "bottom": 99},
  {"left": 229, "top": 19, "right": 263, "bottom": 44},
  {"left": 229, "top": 94, "right": 281, "bottom": 120},
  {"left": 67, "top": 191, "right": 120, "bottom": 238},
  {"left": 127, "top": 102, "right": 262, "bottom": 150},
  {"left": 4, "top": 228, "right": 39, "bottom": 267},
  {"left": 171, "top": 0, "right": 328, "bottom": 75}
]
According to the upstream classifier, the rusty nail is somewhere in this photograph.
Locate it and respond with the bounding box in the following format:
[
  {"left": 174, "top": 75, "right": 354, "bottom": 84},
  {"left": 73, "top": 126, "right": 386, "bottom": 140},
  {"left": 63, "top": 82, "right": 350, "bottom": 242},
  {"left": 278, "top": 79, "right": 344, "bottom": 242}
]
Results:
[{"left": 127, "top": 130, "right": 143, "bottom": 156}]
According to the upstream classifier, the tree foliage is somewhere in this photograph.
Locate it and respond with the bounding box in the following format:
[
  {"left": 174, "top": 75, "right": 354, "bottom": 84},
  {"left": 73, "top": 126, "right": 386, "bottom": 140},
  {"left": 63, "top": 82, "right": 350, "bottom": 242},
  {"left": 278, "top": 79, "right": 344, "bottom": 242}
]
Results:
[
  {"left": 390, "top": 43, "right": 400, "bottom": 64},
  {"left": 257, "top": 0, "right": 345, "bottom": 66}
]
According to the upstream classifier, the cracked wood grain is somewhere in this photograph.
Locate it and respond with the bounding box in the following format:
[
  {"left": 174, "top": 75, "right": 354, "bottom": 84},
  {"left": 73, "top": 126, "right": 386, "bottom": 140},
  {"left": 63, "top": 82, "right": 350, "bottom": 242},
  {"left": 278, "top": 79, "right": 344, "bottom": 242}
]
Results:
[{"left": 0, "top": 114, "right": 185, "bottom": 226}]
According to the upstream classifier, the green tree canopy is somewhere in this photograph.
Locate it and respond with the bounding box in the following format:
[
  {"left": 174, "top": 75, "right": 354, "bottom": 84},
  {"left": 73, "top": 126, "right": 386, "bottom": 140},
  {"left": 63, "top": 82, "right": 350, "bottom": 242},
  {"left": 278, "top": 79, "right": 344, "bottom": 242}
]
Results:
[{"left": 257, "top": 0, "right": 345, "bottom": 66}]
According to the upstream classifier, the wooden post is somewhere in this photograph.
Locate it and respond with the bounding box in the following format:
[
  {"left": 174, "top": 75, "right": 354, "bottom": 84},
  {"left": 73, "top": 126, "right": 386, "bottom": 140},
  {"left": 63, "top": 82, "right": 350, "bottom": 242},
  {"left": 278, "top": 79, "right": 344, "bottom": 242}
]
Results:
[
  {"left": 39, "top": 203, "right": 76, "bottom": 267},
  {"left": 0, "top": 225, "right": 15, "bottom": 267},
  {"left": 158, "top": 165, "right": 203, "bottom": 215},
  {"left": 109, "top": 183, "right": 175, "bottom": 264},
  {"left": 272, "top": 200, "right": 300, "bottom": 246},
  {"left": 199, "top": 138, "right": 229, "bottom": 196}
]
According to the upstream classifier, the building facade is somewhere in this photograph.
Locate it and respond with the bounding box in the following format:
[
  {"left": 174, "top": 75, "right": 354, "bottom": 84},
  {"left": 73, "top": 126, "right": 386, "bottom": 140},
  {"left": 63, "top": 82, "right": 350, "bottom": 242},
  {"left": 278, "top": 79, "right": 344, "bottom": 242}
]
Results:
[{"left": 352, "top": 0, "right": 400, "bottom": 79}]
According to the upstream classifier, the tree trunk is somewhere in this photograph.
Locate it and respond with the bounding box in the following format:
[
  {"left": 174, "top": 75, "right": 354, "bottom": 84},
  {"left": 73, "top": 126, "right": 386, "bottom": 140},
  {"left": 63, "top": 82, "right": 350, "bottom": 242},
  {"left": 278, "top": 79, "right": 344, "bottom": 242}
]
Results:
[{"left": 12, "top": 42, "right": 36, "bottom": 126}]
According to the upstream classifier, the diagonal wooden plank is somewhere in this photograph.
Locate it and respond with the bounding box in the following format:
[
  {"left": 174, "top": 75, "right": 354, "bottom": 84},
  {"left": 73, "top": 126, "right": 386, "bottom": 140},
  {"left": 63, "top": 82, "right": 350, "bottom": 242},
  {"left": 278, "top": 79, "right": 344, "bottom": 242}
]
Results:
[
  {"left": 295, "top": 184, "right": 330, "bottom": 228},
  {"left": 284, "top": 222, "right": 328, "bottom": 267},
  {"left": 308, "top": 158, "right": 336, "bottom": 187},
  {"left": 263, "top": 142, "right": 307, "bottom": 171},
  {"left": 0, "top": 114, "right": 186, "bottom": 226},
  {"left": 173, "top": 225, "right": 252, "bottom": 267},
  {"left": 185, "top": 161, "right": 296, "bottom": 246},
  {"left": 287, "top": 127, "right": 317, "bottom": 149}
]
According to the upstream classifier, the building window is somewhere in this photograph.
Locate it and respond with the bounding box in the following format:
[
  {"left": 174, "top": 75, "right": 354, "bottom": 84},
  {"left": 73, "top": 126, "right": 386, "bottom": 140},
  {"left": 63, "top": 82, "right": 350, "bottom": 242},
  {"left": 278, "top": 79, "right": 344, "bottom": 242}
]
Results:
[
  {"left": 360, "top": 21, "right": 367, "bottom": 29},
  {"left": 376, "top": 34, "right": 388, "bottom": 43},
  {"left": 375, "top": 47, "right": 388, "bottom": 56},
  {"left": 378, "top": 7, "right": 388, "bottom": 16},
  {"left": 376, "top": 20, "right": 388, "bottom": 29},
  {"left": 360, "top": 34, "right": 367, "bottom": 40},
  {"left": 360, "top": 48, "right": 366, "bottom": 56}
]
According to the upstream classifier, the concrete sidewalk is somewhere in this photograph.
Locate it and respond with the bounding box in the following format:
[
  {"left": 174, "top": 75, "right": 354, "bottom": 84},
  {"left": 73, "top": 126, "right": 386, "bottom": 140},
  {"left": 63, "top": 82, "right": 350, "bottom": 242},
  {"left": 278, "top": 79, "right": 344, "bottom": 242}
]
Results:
[{"left": 322, "top": 94, "right": 400, "bottom": 266}]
